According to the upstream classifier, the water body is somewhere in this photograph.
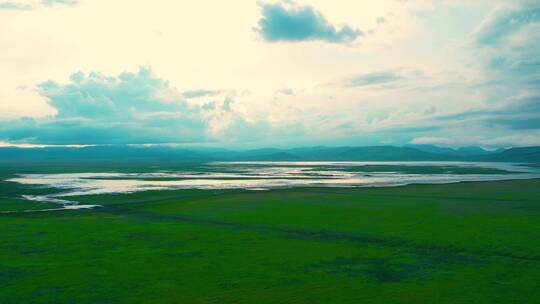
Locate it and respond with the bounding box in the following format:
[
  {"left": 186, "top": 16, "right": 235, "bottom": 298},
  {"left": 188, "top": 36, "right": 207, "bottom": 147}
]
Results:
[{"left": 6, "top": 161, "right": 540, "bottom": 212}]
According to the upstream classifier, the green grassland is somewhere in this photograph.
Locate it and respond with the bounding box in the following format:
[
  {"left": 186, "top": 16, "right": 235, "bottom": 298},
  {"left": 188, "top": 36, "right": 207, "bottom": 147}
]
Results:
[{"left": 1, "top": 164, "right": 540, "bottom": 303}]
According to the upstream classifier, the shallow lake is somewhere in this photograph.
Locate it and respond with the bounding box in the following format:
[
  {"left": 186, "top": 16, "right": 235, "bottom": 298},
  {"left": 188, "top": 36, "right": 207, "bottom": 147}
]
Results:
[{"left": 6, "top": 161, "right": 540, "bottom": 212}]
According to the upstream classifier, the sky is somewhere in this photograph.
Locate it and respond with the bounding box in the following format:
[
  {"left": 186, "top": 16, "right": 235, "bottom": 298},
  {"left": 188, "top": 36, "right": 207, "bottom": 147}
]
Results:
[{"left": 0, "top": 0, "right": 539, "bottom": 148}]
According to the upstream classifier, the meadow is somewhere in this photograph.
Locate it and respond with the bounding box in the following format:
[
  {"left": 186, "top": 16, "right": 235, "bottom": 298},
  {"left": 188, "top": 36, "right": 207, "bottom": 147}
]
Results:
[{"left": 1, "top": 162, "right": 539, "bottom": 303}]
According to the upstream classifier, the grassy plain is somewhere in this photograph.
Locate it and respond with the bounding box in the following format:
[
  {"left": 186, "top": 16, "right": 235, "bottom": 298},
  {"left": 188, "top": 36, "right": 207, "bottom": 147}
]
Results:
[{"left": 0, "top": 162, "right": 539, "bottom": 303}]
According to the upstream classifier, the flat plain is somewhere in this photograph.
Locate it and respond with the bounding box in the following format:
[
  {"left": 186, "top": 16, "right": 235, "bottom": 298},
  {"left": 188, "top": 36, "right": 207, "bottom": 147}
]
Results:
[{"left": 1, "top": 162, "right": 539, "bottom": 303}]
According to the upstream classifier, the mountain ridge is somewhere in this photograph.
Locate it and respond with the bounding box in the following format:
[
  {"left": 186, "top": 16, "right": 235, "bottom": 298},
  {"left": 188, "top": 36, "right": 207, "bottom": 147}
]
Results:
[{"left": 1, "top": 145, "right": 539, "bottom": 163}]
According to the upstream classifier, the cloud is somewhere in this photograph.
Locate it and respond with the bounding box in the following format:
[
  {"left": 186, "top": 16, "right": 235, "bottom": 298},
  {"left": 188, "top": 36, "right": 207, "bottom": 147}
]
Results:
[
  {"left": 410, "top": 136, "right": 459, "bottom": 146},
  {"left": 411, "top": 134, "right": 540, "bottom": 148},
  {"left": 0, "top": 68, "right": 215, "bottom": 145},
  {"left": 446, "top": 1, "right": 540, "bottom": 139},
  {"left": 479, "top": 134, "right": 540, "bottom": 147},
  {"left": 41, "top": 0, "right": 77, "bottom": 6},
  {"left": 428, "top": 94, "right": 540, "bottom": 129},
  {"left": 0, "top": 141, "right": 90, "bottom": 148},
  {"left": 181, "top": 89, "right": 221, "bottom": 99},
  {"left": 474, "top": 3, "right": 540, "bottom": 46},
  {"left": 0, "top": 0, "right": 77, "bottom": 10},
  {"left": 346, "top": 71, "right": 403, "bottom": 87},
  {"left": 472, "top": 2, "right": 540, "bottom": 79},
  {"left": 277, "top": 87, "right": 294, "bottom": 95},
  {"left": 0, "top": 1, "right": 31, "bottom": 9},
  {"left": 1, "top": 1, "right": 539, "bottom": 149},
  {"left": 0, "top": 67, "right": 290, "bottom": 146},
  {"left": 255, "top": 2, "right": 362, "bottom": 44},
  {"left": 483, "top": 96, "right": 540, "bottom": 130}
]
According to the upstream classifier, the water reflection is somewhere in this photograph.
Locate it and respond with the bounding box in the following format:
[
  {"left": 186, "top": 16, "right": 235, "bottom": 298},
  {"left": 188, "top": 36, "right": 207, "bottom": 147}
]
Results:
[{"left": 6, "top": 161, "right": 540, "bottom": 212}]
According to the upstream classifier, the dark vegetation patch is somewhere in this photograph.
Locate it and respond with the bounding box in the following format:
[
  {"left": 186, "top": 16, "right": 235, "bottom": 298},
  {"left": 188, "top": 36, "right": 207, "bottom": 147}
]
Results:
[
  {"left": 96, "top": 205, "right": 540, "bottom": 264},
  {"left": 311, "top": 245, "right": 490, "bottom": 283},
  {"left": 0, "top": 267, "right": 31, "bottom": 286}
]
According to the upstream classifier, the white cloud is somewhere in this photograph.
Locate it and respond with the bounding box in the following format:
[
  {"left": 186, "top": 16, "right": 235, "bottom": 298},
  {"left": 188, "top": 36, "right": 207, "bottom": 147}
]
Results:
[{"left": 0, "top": 0, "right": 538, "bottom": 147}]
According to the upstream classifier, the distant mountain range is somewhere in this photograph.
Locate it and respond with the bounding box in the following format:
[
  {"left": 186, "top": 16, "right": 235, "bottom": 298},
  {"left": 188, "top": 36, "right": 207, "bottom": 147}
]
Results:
[
  {"left": 403, "top": 144, "right": 504, "bottom": 156},
  {"left": 1, "top": 145, "right": 540, "bottom": 163}
]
